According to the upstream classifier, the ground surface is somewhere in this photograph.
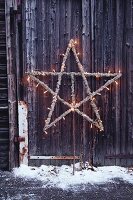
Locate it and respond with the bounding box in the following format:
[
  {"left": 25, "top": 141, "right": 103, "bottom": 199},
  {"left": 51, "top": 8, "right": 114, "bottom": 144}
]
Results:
[{"left": 0, "top": 170, "right": 133, "bottom": 200}]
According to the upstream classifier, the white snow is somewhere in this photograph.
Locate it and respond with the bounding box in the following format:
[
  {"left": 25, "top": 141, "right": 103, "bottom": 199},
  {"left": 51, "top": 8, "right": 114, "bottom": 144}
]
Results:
[{"left": 13, "top": 163, "right": 133, "bottom": 190}]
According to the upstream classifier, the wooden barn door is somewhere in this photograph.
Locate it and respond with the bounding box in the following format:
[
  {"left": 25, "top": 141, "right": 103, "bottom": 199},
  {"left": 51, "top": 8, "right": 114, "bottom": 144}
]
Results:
[
  {"left": 22, "top": 0, "right": 84, "bottom": 167},
  {"left": 21, "top": 0, "right": 133, "bottom": 167}
]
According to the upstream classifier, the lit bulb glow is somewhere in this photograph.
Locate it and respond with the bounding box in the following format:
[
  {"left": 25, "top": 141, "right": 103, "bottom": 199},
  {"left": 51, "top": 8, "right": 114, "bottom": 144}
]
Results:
[
  {"left": 27, "top": 76, "right": 30, "bottom": 82},
  {"left": 36, "top": 83, "right": 39, "bottom": 88},
  {"left": 115, "top": 81, "right": 118, "bottom": 85},
  {"left": 96, "top": 73, "right": 100, "bottom": 78},
  {"left": 44, "top": 90, "right": 48, "bottom": 94},
  {"left": 90, "top": 124, "right": 93, "bottom": 128},
  {"left": 71, "top": 107, "right": 75, "bottom": 112},
  {"left": 106, "top": 87, "right": 110, "bottom": 90},
  {"left": 97, "top": 93, "right": 101, "bottom": 96}
]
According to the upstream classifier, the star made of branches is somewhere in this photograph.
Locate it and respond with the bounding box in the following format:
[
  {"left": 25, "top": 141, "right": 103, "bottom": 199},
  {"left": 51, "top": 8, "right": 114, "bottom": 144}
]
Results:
[{"left": 26, "top": 39, "right": 122, "bottom": 133}]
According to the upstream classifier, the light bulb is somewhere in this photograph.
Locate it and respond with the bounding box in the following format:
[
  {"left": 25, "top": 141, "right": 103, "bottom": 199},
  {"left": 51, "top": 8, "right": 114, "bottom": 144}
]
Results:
[
  {"left": 44, "top": 90, "right": 48, "bottom": 94},
  {"left": 115, "top": 81, "right": 118, "bottom": 85},
  {"left": 27, "top": 76, "right": 30, "bottom": 82},
  {"left": 36, "top": 83, "right": 39, "bottom": 88},
  {"left": 71, "top": 107, "right": 75, "bottom": 112},
  {"left": 106, "top": 87, "right": 110, "bottom": 90},
  {"left": 97, "top": 93, "right": 101, "bottom": 96},
  {"left": 96, "top": 73, "right": 100, "bottom": 78}
]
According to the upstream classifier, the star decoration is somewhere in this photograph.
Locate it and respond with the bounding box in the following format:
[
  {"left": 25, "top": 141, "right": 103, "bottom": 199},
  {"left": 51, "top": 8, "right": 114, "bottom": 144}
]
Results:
[{"left": 26, "top": 39, "right": 122, "bottom": 133}]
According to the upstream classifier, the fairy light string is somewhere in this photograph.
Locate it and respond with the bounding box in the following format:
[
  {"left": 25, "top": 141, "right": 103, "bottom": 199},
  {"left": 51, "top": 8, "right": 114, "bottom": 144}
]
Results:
[{"left": 26, "top": 39, "right": 122, "bottom": 133}]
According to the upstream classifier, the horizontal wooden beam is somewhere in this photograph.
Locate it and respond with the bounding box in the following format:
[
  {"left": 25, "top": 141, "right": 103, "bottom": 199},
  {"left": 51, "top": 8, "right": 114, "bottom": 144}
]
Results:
[
  {"left": 0, "top": 106, "right": 8, "bottom": 109},
  {"left": 29, "top": 156, "right": 80, "bottom": 160},
  {"left": 105, "top": 154, "right": 133, "bottom": 159}
]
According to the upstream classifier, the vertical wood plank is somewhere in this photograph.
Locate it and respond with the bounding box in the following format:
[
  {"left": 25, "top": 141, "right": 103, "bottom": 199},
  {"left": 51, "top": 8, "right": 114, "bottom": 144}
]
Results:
[
  {"left": 115, "top": 0, "right": 125, "bottom": 166},
  {"left": 126, "top": 0, "right": 133, "bottom": 166},
  {"left": 5, "top": 0, "right": 18, "bottom": 169},
  {"left": 93, "top": 0, "right": 106, "bottom": 166},
  {"left": 23, "top": 0, "right": 38, "bottom": 166}
]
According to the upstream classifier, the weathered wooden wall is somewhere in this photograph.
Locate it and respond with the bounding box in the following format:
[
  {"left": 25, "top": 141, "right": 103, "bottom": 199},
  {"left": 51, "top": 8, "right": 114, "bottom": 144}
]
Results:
[
  {"left": 4, "top": 0, "right": 133, "bottom": 168},
  {"left": 21, "top": 0, "right": 133, "bottom": 167},
  {"left": 0, "top": 0, "right": 9, "bottom": 170},
  {"left": 92, "top": 0, "right": 133, "bottom": 166}
]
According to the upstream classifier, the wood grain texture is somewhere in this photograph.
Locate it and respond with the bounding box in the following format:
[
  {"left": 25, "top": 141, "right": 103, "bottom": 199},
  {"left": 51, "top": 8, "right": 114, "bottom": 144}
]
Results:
[
  {"left": 0, "top": 0, "right": 9, "bottom": 170},
  {"left": 5, "top": 0, "right": 19, "bottom": 170},
  {"left": 19, "top": 0, "right": 133, "bottom": 167}
]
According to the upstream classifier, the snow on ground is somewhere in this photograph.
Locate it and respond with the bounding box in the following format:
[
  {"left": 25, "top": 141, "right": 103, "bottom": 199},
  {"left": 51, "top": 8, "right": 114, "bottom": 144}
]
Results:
[{"left": 13, "top": 163, "right": 133, "bottom": 190}]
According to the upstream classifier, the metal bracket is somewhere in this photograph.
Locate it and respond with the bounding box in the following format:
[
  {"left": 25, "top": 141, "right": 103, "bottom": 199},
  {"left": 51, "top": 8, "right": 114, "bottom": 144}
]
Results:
[
  {"left": 14, "top": 136, "right": 25, "bottom": 143},
  {"left": 29, "top": 155, "right": 80, "bottom": 160}
]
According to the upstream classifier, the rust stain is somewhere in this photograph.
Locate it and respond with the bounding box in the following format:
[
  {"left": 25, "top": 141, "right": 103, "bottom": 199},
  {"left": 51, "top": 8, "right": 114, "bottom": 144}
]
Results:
[
  {"left": 18, "top": 100, "right": 28, "bottom": 109},
  {"left": 20, "top": 146, "right": 27, "bottom": 163},
  {"left": 18, "top": 100, "right": 28, "bottom": 165}
]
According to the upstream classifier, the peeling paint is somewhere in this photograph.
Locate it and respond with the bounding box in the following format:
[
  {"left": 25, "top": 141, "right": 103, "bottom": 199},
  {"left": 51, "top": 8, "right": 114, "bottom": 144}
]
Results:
[{"left": 18, "top": 101, "right": 28, "bottom": 165}]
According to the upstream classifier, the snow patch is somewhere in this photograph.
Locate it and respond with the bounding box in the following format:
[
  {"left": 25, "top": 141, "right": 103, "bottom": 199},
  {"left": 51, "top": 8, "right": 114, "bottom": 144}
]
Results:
[{"left": 13, "top": 164, "right": 133, "bottom": 189}]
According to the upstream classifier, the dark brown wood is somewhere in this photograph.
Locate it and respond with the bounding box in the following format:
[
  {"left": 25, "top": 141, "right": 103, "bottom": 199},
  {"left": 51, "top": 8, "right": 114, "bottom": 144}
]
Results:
[
  {"left": 105, "top": 154, "right": 133, "bottom": 159},
  {"left": 21, "top": 0, "right": 133, "bottom": 167},
  {"left": 82, "top": 0, "right": 92, "bottom": 166},
  {"left": 5, "top": 0, "right": 19, "bottom": 170},
  {"left": 126, "top": 0, "right": 133, "bottom": 166},
  {"left": 73, "top": 112, "right": 76, "bottom": 175},
  {"left": 4, "top": 0, "right": 133, "bottom": 168}
]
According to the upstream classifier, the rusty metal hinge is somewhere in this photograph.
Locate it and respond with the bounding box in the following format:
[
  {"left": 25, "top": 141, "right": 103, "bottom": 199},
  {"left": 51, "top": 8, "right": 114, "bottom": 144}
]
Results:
[{"left": 14, "top": 136, "right": 25, "bottom": 143}]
